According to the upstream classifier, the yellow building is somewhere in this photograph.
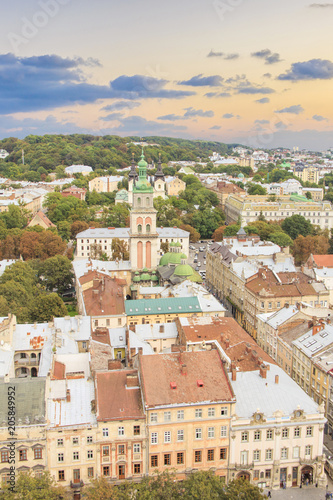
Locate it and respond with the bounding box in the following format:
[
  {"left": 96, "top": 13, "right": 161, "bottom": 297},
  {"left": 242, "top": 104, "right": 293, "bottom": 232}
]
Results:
[
  {"left": 165, "top": 176, "right": 186, "bottom": 197},
  {"left": 139, "top": 350, "right": 236, "bottom": 480},
  {"left": 294, "top": 166, "right": 319, "bottom": 185}
]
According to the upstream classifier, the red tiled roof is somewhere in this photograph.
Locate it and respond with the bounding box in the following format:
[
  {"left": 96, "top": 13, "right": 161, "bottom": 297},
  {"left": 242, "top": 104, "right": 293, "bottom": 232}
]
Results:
[
  {"left": 181, "top": 317, "right": 274, "bottom": 371},
  {"left": 29, "top": 211, "right": 56, "bottom": 228},
  {"left": 139, "top": 350, "right": 235, "bottom": 407},
  {"left": 52, "top": 361, "right": 65, "bottom": 380},
  {"left": 81, "top": 271, "right": 125, "bottom": 317},
  {"left": 96, "top": 370, "right": 144, "bottom": 420},
  {"left": 312, "top": 255, "right": 333, "bottom": 268},
  {"left": 246, "top": 269, "right": 317, "bottom": 298}
]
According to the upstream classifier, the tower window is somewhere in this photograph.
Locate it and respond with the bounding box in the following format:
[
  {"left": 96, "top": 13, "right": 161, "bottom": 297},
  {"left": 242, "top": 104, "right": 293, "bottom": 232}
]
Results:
[
  {"left": 138, "top": 224, "right": 142, "bottom": 233},
  {"left": 146, "top": 224, "right": 150, "bottom": 233},
  {"left": 137, "top": 197, "right": 141, "bottom": 206},
  {"left": 146, "top": 197, "right": 150, "bottom": 206}
]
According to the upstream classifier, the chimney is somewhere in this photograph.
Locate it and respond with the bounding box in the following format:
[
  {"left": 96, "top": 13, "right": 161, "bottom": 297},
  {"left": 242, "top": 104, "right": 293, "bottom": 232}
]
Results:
[
  {"left": 159, "top": 324, "right": 165, "bottom": 333},
  {"left": 181, "top": 364, "right": 187, "bottom": 375},
  {"left": 138, "top": 347, "right": 143, "bottom": 356},
  {"left": 126, "top": 373, "right": 139, "bottom": 388},
  {"left": 257, "top": 356, "right": 263, "bottom": 367},
  {"left": 66, "top": 389, "right": 71, "bottom": 402},
  {"left": 245, "top": 343, "right": 252, "bottom": 354},
  {"left": 313, "top": 323, "right": 324, "bottom": 336},
  {"left": 231, "top": 365, "right": 237, "bottom": 381},
  {"left": 275, "top": 375, "right": 279, "bottom": 384},
  {"left": 224, "top": 338, "right": 230, "bottom": 348},
  {"left": 259, "top": 364, "right": 267, "bottom": 379}
]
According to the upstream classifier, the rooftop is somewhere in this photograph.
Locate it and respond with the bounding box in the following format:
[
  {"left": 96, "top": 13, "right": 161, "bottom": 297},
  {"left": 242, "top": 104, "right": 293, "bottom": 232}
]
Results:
[
  {"left": 125, "top": 296, "right": 201, "bottom": 316},
  {"left": 81, "top": 271, "right": 125, "bottom": 317},
  {"left": 0, "top": 378, "right": 46, "bottom": 427}
]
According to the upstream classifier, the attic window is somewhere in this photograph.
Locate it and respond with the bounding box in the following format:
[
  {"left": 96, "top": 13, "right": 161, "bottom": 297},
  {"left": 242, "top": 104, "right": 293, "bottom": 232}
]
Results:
[
  {"left": 195, "top": 306, "right": 199, "bottom": 309},
  {"left": 170, "top": 382, "right": 177, "bottom": 389},
  {"left": 158, "top": 307, "right": 161, "bottom": 311},
  {"left": 178, "top": 306, "right": 182, "bottom": 310},
  {"left": 189, "top": 306, "right": 192, "bottom": 309},
  {"left": 168, "top": 307, "right": 172, "bottom": 310},
  {"left": 129, "top": 309, "right": 132, "bottom": 312},
  {"left": 197, "top": 380, "right": 204, "bottom": 387}
]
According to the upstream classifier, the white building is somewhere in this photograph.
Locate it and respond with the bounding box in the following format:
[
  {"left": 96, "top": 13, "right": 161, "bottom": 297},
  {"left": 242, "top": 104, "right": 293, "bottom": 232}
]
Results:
[
  {"left": 0, "top": 149, "right": 9, "bottom": 159},
  {"left": 65, "top": 165, "right": 93, "bottom": 177}
]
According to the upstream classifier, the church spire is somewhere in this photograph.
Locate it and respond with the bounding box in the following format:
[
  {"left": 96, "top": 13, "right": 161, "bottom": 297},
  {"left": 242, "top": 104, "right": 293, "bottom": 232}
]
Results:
[
  {"left": 154, "top": 153, "right": 165, "bottom": 181},
  {"left": 128, "top": 152, "right": 138, "bottom": 182}
]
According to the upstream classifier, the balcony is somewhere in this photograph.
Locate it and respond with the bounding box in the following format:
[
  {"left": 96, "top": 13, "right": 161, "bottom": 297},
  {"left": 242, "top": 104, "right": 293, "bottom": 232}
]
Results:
[
  {"left": 233, "top": 462, "right": 254, "bottom": 471},
  {"left": 70, "top": 480, "right": 84, "bottom": 488},
  {"left": 14, "top": 359, "right": 39, "bottom": 366}
]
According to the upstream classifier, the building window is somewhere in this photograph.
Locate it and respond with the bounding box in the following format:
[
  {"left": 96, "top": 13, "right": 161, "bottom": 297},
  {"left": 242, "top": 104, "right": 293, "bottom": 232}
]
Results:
[
  {"left": 305, "top": 445, "right": 312, "bottom": 457},
  {"left": 220, "top": 425, "right": 227, "bottom": 437},
  {"left": 87, "top": 467, "right": 94, "bottom": 478},
  {"left": 134, "top": 425, "right": 140, "bottom": 435},
  {"left": 177, "top": 410, "right": 184, "bottom": 420},
  {"left": 253, "top": 470, "right": 259, "bottom": 480},
  {"left": 241, "top": 431, "right": 248, "bottom": 442},
  {"left": 118, "top": 426, "right": 125, "bottom": 436},
  {"left": 164, "top": 411, "right": 171, "bottom": 422},
  {"left": 73, "top": 452, "right": 79, "bottom": 461},
  {"left": 72, "top": 437, "right": 79, "bottom": 446},
  {"left": 177, "top": 429, "right": 184, "bottom": 442},
  {"left": 151, "top": 455, "right": 158, "bottom": 467},
  {"left": 208, "top": 407, "right": 215, "bottom": 417},
  {"left": 138, "top": 224, "right": 142, "bottom": 233},
  {"left": 253, "top": 450, "right": 260, "bottom": 462},
  {"left": 102, "top": 446, "right": 109, "bottom": 457},
  {"left": 220, "top": 448, "right": 227, "bottom": 460},
  {"left": 194, "top": 450, "right": 202, "bottom": 463},
  {"left": 58, "top": 470, "right": 65, "bottom": 481},
  {"left": 19, "top": 449, "right": 27, "bottom": 461},
  {"left": 151, "top": 433, "right": 158, "bottom": 444},
  {"left": 266, "top": 429, "right": 273, "bottom": 440},
  {"left": 103, "top": 466, "right": 110, "bottom": 476},
  {"left": 133, "top": 443, "right": 141, "bottom": 454},
  {"left": 265, "top": 469, "right": 271, "bottom": 479},
  {"left": 34, "top": 448, "right": 42, "bottom": 460},
  {"left": 1, "top": 451, "right": 8, "bottom": 463},
  {"left": 118, "top": 445, "right": 125, "bottom": 455},
  {"left": 195, "top": 409, "right": 202, "bottom": 418},
  {"left": 306, "top": 426, "right": 313, "bottom": 437},
  {"left": 164, "top": 431, "right": 171, "bottom": 443},
  {"left": 87, "top": 450, "right": 93, "bottom": 459},
  {"left": 282, "top": 428, "right": 288, "bottom": 439},
  {"left": 195, "top": 428, "right": 202, "bottom": 440},
  {"left": 207, "top": 449, "right": 214, "bottom": 461},
  {"left": 134, "top": 463, "right": 141, "bottom": 474},
  {"left": 146, "top": 224, "right": 150, "bottom": 234},
  {"left": 57, "top": 439, "right": 64, "bottom": 447},
  {"left": 164, "top": 454, "right": 171, "bottom": 466},
  {"left": 177, "top": 452, "right": 184, "bottom": 464},
  {"left": 208, "top": 427, "right": 215, "bottom": 439},
  {"left": 265, "top": 449, "right": 272, "bottom": 461},
  {"left": 293, "top": 446, "right": 300, "bottom": 458},
  {"left": 58, "top": 453, "right": 64, "bottom": 462},
  {"left": 150, "top": 413, "right": 158, "bottom": 423},
  {"left": 102, "top": 428, "right": 109, "bottom": 437},
  {"left": 294, "top": 427, "right": 300, "bottom": 438},
  {"left": 281, "top": 448, "right": 288, "bottom": 459},
  {"left": 254, "top": 430, "right": 261, "bottom": 441},
  {"left": 220, "top": 407, "right": 228, "bottom": 416}
]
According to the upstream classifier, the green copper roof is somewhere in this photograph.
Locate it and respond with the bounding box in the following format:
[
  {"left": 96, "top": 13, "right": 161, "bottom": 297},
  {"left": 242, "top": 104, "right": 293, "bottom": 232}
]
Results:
[
  {"left": 175, "top": 242, "right": 181, "bottom": 247},
  {"left": 169, "top": 242, "right": 176, "bottom": 247},
  {"left": 133, "top": 149, "right": 153, "bottom": 193},
  {"left": 125, "top": 296, "right": 202, "bottom": 316},
  {"left": 140, "top": 273, "right": 151, "bottom": 281},
  {"left": 159, "top": 252, "right": 172, "bottom": 266},
  {"left": 142, "top": 267, "right": 149, "bottom": 272},
  {"left": 169, "top": 253, "right": 182, "bottom": 265},
  {"left": 133, "top": 276, "right": 141, "bottom": 282},
  {"left": 138, "top": 148, "right": 148, "bottom": 168},
  {"left": 173, "top": 264, "right": 194, "bottom": 276},
  {"left": 151, "top": 275, "right": 159, "bottom": 281}
]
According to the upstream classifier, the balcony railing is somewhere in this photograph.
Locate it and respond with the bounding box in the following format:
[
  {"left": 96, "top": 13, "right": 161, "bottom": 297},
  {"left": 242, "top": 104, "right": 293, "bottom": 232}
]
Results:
[
  {"left": 70, "top": 480, "right": 84, "bottom": 488},
  {"left": 14, "top": 359, "right": 39, "bottom": 366}
]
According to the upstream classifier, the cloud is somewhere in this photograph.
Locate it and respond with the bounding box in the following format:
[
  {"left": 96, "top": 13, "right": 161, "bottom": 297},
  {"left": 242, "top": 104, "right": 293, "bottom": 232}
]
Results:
[
  {"left": 108, "top": 115, "right": 187, "bottom": 135},
  {"left": 263, "top": 73, "right": 272, "bottom": 78},
  {"left": 0, "top": 114, "right": 94, "bottom": 138},
  {"left": 275, "top": 105, "right": 304, "bottom": 114},
  {"left": 277, "top": 58, "right": 333, "bottom": 80},
  {"left": 205, "top": 92, "right": 231, "bottom": 98},
  {"left": 309, "top": 3, "right": 333, "bottom": 7},
  {"left": 223, "top": 113, "right": 240, "bottom": 119},
  {"left": 178, "top": 74, "right": 223, "bottom": 87},
  {"left": 313, "top": 114, "right": 329, "bottom": 121},
  {"left": 206, "top": 51, "right": 239, "bottom": 60},
  {"left": 207, "top": 50, "right": 224, "bottom": 57},
  {"left": 255, "top": 97, "right": 270, "bottom": 103},
  {"left": 157, "top": 114, "right": 183, "bottom": 121},
  {"left": 237, "top": 86, "right": 275, "bottom": 94},
  {"left": 0, "top": 53, "right": 195, "bottom": 115},
  {"left": 251, "top": 49, "right": 282, "bottom": 64},
  {"left": 275, "top": 121, "right": 289, "bottom": 130},
  {"left": 255, "top": 119, "right": 270, "bottom": 124},
  {"left": 183, "top": 107, "right": 214, "bottom": 118},
  {"left": 210, "top": 125, "right": 221, "bottom": 130},
  {"left": 99, "top": 113, "right": 124, "bottom": 121},
  {"left": 101, "top": 101, "right": 141, "bottom": 112}
]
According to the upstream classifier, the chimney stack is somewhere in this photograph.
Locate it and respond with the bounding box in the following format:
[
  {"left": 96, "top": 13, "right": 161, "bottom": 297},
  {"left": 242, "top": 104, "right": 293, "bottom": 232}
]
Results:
[
  {"left": 275, "top": 375, "right": 279, "bottom": 384},
  {"left": 224, "top": 338, "right": 230, "bottom": 348},
  {"left": 66, "top": 389, "right": 71, "bottom": 402},
  {"left": 259, "top": 364, "right": 267, "bottom": 379},
  {"left": 181, "top": 364, "right": 187, "bottom": 375}
]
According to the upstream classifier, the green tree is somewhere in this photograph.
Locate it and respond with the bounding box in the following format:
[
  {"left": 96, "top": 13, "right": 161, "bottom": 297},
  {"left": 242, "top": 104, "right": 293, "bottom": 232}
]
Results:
[
  {"left": 70, "top": 220, "right": 89, "bottom": 239},
  {"left": 305, "top": 191, "right": 312, "bottom": 199},
  {"left": 111, "top": 238, "right": 130, "bottom": 261},
  {"left": 224, "top": 478, "right": 267, "bottom": 499},
  {"left": 247, "top": 183, "right": 266, "bottom": 195},
  {"left": 56, "top": 220, "right": 70, "bottom": 240},
  {"left": 191, "top": 208, "right": 224, "bottom": 239},
  {"left": 0, "top": 204, "right": 28, "bottom": 229},
  {"left": 179, "top": 224, "right": 200, "bottom": 243},
  {"left": 1, "top": 471, "right": 65, "bottom": 500},
  {"left": 41, "top": 256, "right": 73, "bottom": 294},
  {"left": 282, "top": 214, "right": 313, "bottom": 240},
  {"left": 223, "top": 224, "right": 240, "bottom": 236},
  {"left": 136, "top": 470, "right": 182, "bottom": 500},
  {"left": 30, "top": 293, "right": 68, "bottom": 322},
  {"left": 268, "top": 232, "right": 293, "bottom": 248},
  {"left": 183, "top": 471, "right": 226, "bottom": 500}
]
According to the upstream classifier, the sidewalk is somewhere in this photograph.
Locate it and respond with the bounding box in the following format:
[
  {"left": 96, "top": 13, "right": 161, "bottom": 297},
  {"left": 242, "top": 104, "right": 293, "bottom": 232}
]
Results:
[{"left": 263, "top": 477, "right": 333, "bottom": 499}]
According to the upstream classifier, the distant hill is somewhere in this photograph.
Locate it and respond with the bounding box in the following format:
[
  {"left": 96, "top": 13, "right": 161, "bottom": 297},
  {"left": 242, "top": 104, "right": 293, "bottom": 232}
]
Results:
[{"left": 0, "top": 134, "right": 240, "bottom": 174}]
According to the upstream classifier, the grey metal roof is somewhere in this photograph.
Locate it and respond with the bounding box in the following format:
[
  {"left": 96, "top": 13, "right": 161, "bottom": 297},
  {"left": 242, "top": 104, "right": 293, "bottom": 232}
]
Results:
[{"left": 0, "top": 378, "right": 46, "bottom": 427}]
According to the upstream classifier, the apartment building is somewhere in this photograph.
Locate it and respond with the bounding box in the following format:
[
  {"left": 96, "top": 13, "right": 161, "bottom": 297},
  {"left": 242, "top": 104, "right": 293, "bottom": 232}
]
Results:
[
  {"left": 139, "top": 350, "right": 236, "bottom": 480},
  {"left": 125, "top": 297, "right": 203, "bottom": 326},
  {"left": 225, "top": 194, "right": 333, "bottom": 229},
  {"left": 88, "top": 175, "right": 124, "bottom": 193},
  {"left": 206, "top": 181, "right": 245, "bottom": 209},
  {"left": 293, "top": 165, "right": 319, "bottom": 185}
]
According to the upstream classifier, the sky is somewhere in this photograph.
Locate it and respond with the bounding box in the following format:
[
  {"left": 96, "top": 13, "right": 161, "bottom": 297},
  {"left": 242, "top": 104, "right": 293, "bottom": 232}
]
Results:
[{"left": 1, "top": 0, "right": 333, "bottom": 150}]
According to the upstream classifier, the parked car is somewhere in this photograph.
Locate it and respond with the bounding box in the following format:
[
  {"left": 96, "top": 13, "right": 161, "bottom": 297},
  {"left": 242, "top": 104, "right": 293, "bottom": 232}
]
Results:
[{"left": 203, "top": 260, "right": 206, "bottom": 265}]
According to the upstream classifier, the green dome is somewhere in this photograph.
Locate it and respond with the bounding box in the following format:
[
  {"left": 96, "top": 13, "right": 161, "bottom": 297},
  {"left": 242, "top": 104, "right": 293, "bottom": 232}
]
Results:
[
  {"left": 169, "top": 253, "right": 182, "bottom": 265},
  {"left": 180, "top": 253, "right": 187, "bottom": 260},
  {"left": 174, "top": 242, "right": 181, "bottom": 247},
  {"left": 138, "top": 153, "right": 148, "bottom": 168},
  {"left": 159, "top": 252, "right": 172, "bottom": 266},
  {"left": 238, "top": 173, "right": 244, "bottom": 179},
  {"left": 140, "top": 273, "right": 151, "bottom": 281},
  {"left": 133, "top": 276, "right": 141, "bottom": 282},
  {"left": 142, "top": 267, "right": 149, "bottom": 272},
  {"left": 135, "top": 271, "right": 140, "bottom": 275},
  {"left": 151, "top": 275, "right": 159, "bottom": 281},
  {"left": 173, "top": 264, "right": 194, "bottom": 277},
  {"left": 189, "top": 271, "right": 203, "bottom": 283},
  {"left": 169, "top": 242, "right": 176, "bottom": 247}
]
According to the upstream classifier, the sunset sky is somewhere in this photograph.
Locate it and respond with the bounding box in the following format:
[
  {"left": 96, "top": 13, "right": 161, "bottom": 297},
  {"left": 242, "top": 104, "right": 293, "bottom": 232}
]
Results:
[{"left": 1, "top": 0, "right": 333, "bottom": 149}]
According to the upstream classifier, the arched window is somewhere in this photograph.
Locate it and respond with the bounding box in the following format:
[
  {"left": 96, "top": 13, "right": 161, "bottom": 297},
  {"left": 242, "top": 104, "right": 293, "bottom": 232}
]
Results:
[
  {"left": 138, "top": 224, "right": 142, "bottom": 233},
  {"left": 137, "top": 197, "right": 141, "bottom": 206},
  {"left": 146, "top": 224, "right": 150, "bottom": 233},
  {"left": 146, "top": 197, "right": 150, "bottom": 206}
]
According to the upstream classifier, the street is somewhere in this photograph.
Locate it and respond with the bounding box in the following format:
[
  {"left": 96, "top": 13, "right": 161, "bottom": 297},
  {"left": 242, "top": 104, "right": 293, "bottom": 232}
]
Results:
[
  {"left": 262, "top": 479, "right": 333, "bottom": 499},
  {"left": 188, "top": 239, "right": 211, "bottom": 281}
]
